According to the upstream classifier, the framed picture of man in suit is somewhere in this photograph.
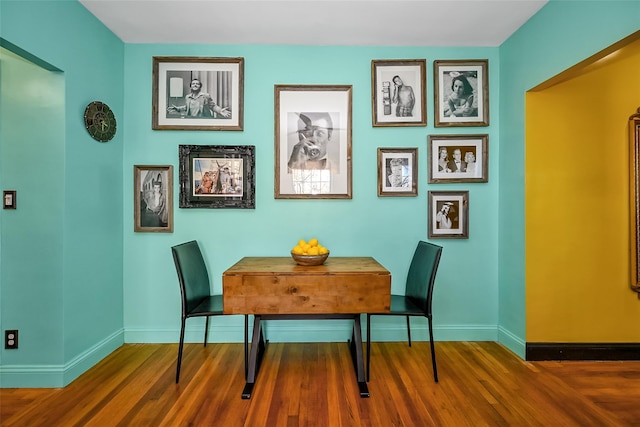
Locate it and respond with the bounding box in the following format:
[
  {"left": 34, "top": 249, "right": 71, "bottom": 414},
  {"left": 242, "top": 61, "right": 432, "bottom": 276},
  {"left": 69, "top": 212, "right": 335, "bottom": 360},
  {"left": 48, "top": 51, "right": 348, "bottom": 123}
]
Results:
[
  {"left": 428, "top": 134, "right": 489, "bottom": 183},
  {"left": 134, "top": 165, "right": 173, "bottom": 232}
]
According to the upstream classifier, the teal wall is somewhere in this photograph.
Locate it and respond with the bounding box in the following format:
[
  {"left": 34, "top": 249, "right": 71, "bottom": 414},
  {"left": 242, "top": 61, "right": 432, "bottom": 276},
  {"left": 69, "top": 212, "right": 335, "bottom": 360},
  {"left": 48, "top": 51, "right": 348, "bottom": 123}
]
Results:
[
  {"left": 0, "top": 1, "right": 124, "bottom": 387},
  {"left": 0, "top": 47, "right": 65, "bottom": 375},
  {"left": 122, "top": 44, "right": 500, "bottom": 346},
  {"left": 498, "top": 0, "right": 640, "bottom": 357}
]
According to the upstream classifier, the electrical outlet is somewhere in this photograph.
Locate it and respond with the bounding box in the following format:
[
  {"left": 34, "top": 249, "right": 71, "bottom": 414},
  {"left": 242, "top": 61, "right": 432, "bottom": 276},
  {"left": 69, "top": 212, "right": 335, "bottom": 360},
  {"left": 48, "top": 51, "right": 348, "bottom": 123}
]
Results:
[{"left": 5, "top": 330, "right": 18, "bottom": 349}]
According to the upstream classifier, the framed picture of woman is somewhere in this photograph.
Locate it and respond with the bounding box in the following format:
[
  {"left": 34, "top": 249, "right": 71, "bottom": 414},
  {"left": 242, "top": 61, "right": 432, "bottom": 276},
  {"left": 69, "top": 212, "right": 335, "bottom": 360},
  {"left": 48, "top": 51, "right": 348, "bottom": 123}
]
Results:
[
  {"left": 428, "top": 191, "right": 469, "bottom": 239},
  {"left": 134, "top": 165, "right": 173, "bottom": 232},
  {"left": 434, "top": 59, "right": 489, "bottom": 127}
]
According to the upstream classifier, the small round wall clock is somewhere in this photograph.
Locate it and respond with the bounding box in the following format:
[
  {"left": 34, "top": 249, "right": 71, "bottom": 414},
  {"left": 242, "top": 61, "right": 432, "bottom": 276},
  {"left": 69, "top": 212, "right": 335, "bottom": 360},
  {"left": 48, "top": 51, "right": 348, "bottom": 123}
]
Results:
[{"left": 84, "top": 101, "right": 117, "bottom": 142}]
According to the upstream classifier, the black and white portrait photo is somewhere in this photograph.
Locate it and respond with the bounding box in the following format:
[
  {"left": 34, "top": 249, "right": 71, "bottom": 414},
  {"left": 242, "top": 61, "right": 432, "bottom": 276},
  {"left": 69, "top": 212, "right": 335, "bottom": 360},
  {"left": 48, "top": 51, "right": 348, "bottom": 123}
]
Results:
[
  {"left": 153, "top": 56, "right": 244, "bottom": 130},
  {"left": 377, "top": 148, "right": 418, "bottom": 196},
  {"left": 275, "top": 85, "right": 352, "bottom": 199},
  {"left": 287, "top": 112, "right": 340, "bottom": 173},
  {"left": 434, "top": 59, "right": 489, "bottom": 127},
  {"left": 372, "top": 59, "right": 426, "bottom": 127},
  {"left": 134, "top": 165, "right": 173, "bottom": 233},
  {"left": 165, "top": 71, "right": 233, "bottom": 120},
  {"left": 428, "top": 191, "right": 469, "bottom": 239},
  {"left": 428, "top": 134, "right": 489, "bottom": 183}
]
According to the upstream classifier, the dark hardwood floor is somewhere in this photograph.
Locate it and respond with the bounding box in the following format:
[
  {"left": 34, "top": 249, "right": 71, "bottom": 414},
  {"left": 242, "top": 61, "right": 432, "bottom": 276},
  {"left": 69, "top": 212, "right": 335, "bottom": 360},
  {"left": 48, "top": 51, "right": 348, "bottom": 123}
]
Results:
[{"left": 2, "top": 341, "right": 639, "bottom": 426}]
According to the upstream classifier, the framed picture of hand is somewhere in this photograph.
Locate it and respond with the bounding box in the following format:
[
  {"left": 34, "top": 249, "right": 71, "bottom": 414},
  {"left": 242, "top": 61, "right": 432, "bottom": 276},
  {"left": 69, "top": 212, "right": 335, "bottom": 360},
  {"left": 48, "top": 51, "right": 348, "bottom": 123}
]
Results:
[{"left": 274, "top": 85, "right": 352, "bottom": 199}]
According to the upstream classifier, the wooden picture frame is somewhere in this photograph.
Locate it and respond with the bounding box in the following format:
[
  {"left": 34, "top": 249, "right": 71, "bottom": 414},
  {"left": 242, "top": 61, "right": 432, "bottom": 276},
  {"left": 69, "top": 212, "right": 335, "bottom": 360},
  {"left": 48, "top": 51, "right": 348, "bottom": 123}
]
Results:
[
  {"left": 428, "top": 191, "right": 469, "bottom": 239},
  {"left": 178, "top": 145, "right": 255, "bottom": 209},
  {"left": 377, "top": 148, "right": 418, "bottom": 197},
  {"left": 152, "top": 56, "right": 244, "bottom": 131},
  {"left": 371, "top": 59, "right": 426, "bottom": 127},
  {"left": 275, "top": 85, "right": 352, "bottom": 199},
  {"left": 629, "top": 108, "right": 640, "bottom": 295},
  {"left": 428, "top": 134, "right": 489, "bottom": 183},
  {"left": 134, "top": 165, "right": 173, "bottom": 232},
  {"left": 434, "top": 59, "right": 489, "bottom": 127}
]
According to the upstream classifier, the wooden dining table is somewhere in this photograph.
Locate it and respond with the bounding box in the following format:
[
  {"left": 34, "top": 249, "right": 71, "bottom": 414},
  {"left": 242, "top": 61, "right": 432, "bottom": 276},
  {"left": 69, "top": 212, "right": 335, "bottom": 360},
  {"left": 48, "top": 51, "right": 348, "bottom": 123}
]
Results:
[{"left": 222, "top": 256, "right": 391, "bottom": 399}]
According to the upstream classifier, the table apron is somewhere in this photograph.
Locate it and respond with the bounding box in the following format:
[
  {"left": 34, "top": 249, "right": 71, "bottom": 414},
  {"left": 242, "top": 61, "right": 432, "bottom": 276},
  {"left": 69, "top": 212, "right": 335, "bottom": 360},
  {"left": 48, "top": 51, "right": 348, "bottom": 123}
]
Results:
[{"left": 223, "top": 274, "right": 391, "bottom": 314}]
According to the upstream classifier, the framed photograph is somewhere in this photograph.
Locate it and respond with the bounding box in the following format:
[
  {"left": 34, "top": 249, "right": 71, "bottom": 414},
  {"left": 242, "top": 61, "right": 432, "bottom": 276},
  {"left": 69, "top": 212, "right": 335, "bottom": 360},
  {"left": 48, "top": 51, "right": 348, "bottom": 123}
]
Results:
[
  {"left": 434, "top": 59, "right": 489, "bottom": 127},
  {"left": 428, "top": 191, "right": 469, "bottom": 239},
  {"left": 371, "top": 59, "right": 426, "bottom": 127},
  {"left": 275, "top": 85, "right": 352, "bottom": 199},
  {"left": 179, "top": 145, "right": 255, "bottom": 209},
  {"left": 428, "top": 134, "right": 488, "bottom": 183},
  {"left": 377, "top": 148, "right": 418, "bottom": 196},
  {"left": 152, "top": 56, "right": 244, "bottom": 131},
  {"left": 628, "top": 109, "right": 640, "bottom": 294},
  {"left": 3, "top": 190, "right": 16, "bottom": 209},
  {"left": 134, "top": 165, "right": 173, "bottom": 233}
]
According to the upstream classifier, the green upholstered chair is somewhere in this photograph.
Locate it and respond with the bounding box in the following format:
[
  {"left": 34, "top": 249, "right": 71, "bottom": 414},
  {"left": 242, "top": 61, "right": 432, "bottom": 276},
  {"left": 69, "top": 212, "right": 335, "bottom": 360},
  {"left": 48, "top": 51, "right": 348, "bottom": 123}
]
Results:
[{"left": 366, "top": 241, "right": 443, "bottom": 383}]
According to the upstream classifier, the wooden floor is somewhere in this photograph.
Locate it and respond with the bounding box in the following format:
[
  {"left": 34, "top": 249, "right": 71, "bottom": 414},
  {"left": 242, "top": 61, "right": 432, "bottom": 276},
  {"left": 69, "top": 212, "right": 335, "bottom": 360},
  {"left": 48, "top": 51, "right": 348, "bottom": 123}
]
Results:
[{"left": 2, "top": 341, "right": 640, "bottom": 426}]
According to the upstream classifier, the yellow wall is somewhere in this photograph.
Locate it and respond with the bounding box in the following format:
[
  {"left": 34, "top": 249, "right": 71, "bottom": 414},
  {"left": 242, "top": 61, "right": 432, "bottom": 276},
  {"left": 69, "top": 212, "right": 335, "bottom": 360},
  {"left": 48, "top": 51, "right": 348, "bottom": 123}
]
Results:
[{"left": 526, "top": 39, "right": 640, "bottom": 342}]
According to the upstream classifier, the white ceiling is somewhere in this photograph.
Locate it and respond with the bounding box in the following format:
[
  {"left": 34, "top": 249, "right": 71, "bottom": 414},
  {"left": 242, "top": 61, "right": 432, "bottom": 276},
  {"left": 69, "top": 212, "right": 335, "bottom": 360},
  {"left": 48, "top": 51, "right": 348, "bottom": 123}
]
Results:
[{"left": 79, "top": 0, "right": 548, "bottom": 47}]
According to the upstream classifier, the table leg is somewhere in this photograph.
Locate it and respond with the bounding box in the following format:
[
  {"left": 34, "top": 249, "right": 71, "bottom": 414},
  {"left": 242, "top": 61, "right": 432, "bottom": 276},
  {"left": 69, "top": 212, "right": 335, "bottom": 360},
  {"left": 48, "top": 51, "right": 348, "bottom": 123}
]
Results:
[
  {"left": 349, "top": 315, "right": 370, "bottom": 398},
  {"left": 242, "top": 315, "right": 266, "bottom": 399}
]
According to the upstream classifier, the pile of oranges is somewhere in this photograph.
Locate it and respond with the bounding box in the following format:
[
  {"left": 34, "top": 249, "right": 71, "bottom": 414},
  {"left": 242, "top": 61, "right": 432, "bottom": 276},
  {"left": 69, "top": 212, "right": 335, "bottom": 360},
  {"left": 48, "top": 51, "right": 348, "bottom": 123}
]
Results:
[{"left": 291, "top": 238, "right": 329, "bottom": 256}]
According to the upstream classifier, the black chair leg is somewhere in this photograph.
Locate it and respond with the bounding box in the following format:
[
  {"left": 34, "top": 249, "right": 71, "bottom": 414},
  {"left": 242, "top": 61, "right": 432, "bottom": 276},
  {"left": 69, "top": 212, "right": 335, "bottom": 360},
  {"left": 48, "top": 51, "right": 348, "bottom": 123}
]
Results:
[
  {"left": 176, "top": 318, "right": 186, "bottom": 383},
  {"left": 427, "top": 316, "right": 438, "bottom": 383},
  {"left": 203, "top": 316, "right": 210, "bottom": 347},
  {"left": 244, "top": 314, "right": 249, "bottom": 380},
  {"left": 406, "top": 315, "right": 412, "bottom": 347},
  {"left": 366, "top": 314, "right": 372, "bottom": 382}
]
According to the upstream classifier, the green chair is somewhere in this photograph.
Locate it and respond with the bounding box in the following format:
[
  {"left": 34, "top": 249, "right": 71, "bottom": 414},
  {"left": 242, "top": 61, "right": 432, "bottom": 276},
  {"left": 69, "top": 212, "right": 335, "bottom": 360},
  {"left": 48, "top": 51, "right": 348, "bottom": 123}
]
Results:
[
  {"left": 171, "top": 240, "right": 248, "bottom": 383},
  {"left": 366, "top": 241, "right": 443, "bottom": 382}
]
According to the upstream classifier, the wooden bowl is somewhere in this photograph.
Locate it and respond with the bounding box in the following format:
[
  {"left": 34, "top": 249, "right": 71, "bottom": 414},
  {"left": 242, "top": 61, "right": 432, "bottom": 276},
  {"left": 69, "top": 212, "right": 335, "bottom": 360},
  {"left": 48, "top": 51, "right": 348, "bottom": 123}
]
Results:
[{"left": 291, "top": 251, "right": 329, "bottom": 266}]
